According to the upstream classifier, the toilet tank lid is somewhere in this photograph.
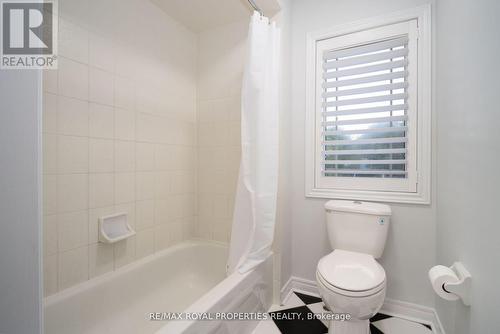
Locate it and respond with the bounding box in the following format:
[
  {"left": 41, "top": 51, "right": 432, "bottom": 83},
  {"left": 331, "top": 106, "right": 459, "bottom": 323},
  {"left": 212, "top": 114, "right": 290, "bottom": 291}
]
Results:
[{"left": 325, "top": 200, "right": 391, "bottom": 216}]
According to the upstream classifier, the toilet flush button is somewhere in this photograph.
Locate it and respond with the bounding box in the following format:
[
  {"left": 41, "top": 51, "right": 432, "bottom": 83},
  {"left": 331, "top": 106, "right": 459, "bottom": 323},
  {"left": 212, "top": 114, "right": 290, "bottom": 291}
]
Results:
[{"left": 378, "top": 218, "right": 385, "bottom": 225}]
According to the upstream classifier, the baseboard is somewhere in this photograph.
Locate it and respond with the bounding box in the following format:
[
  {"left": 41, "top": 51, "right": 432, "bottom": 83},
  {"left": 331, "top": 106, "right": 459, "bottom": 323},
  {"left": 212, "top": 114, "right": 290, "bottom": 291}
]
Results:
[
  {"left": 280, "top": 276, "right": 318, "bottom": 303},
  {"left": 280, "top": 276, "right": 445, "bottom": 334},
  {"left": 381, "top": 298, "right": 446, "bottom": 334}
]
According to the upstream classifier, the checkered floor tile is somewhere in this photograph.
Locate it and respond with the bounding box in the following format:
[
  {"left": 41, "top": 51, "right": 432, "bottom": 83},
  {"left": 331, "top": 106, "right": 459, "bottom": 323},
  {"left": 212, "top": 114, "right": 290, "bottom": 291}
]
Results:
[{"left": 252, "top": 291, "right": 434, "bottom": 334}]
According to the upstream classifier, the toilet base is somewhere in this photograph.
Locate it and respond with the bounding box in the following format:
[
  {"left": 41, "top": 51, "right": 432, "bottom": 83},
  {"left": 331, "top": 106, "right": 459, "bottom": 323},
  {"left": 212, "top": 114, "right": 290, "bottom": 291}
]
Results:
[{"left": 328, "top": 318, "right": 369, "bottom": 334}]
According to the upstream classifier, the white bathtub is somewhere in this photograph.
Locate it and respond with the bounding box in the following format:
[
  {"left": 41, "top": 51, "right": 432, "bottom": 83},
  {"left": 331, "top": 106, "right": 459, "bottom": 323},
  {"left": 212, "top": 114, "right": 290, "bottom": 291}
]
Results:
[{"left": 44, "top": 240, "right": 273, "bottom": 334}]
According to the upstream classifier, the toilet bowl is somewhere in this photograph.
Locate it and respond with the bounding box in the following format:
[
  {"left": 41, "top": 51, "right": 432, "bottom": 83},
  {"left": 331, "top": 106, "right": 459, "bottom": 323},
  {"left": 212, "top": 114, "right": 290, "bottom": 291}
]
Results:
[
  {"left": 316, "top": 249, "right": 386, "bottom": 334},
  {"left": 317, "top": 200, "right": 392, "bottom": 334}
]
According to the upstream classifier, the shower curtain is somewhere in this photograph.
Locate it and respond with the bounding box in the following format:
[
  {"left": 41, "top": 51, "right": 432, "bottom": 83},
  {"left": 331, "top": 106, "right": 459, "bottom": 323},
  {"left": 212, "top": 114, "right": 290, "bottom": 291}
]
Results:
[{"left": 227, "top": 12, "right": 280, "bottom": 274}]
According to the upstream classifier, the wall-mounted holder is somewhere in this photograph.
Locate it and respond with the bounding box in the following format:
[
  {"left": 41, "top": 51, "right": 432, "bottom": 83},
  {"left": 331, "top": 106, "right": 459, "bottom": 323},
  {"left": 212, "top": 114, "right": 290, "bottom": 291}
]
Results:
[
  {"left": 98, "top": 213, "right": 135, "bottom": 244},
  {"left": 429, "top": 261, "right": 471, "bottom": 306},
  {"left": 444, "top": 262, "right": 472, "bottom": 306}
]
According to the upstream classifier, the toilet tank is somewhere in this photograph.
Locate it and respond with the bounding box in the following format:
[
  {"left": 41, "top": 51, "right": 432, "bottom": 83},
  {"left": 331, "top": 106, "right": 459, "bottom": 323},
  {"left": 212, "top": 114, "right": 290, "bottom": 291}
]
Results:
[{"left": 325, "top": 200, "right": 391, "bottom": 259}]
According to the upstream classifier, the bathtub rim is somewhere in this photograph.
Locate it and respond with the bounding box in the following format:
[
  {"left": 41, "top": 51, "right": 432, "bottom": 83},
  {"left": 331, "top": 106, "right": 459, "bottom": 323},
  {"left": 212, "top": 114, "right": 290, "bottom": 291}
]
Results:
[
  {"left": 155, "top": 252, "right": 274, "bottom": 334},
  {"left": 44, "top": 239, "right": 228, "bottom": 308}
]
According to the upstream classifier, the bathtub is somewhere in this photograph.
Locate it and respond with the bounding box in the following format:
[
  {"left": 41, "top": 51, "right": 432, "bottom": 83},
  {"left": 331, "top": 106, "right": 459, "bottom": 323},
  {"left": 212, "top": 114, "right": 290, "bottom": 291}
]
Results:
[{"left": 44, "top": 240, "right": 273, "bottom": 334}]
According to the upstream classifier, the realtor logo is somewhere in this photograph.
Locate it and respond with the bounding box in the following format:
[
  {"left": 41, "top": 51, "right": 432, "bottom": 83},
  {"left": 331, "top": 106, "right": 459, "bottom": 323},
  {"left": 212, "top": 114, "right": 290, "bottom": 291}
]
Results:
[{"left": 1, "top": 0, "right": 57, "bottom": 69}]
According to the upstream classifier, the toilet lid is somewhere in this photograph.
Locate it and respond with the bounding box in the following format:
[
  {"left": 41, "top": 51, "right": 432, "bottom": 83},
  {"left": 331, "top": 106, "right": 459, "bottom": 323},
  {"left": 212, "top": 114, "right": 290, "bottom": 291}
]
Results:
[{"left": 317, "top": 249, "right": 385, "bottom": 292}]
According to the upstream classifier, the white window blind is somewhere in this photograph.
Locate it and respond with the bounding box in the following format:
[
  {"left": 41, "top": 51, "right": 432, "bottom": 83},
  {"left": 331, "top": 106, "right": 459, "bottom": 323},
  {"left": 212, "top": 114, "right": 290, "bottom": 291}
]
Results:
[
  {"left": 321, "top": 36, "right": 410, "bottom": 179},
  {"left": 306, "top": 9, "right": 432, "bottom": 203}
]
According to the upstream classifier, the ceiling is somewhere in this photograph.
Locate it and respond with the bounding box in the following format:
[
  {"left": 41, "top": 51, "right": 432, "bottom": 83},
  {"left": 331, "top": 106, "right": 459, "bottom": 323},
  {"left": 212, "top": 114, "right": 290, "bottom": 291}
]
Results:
[{"left": 151, "top": 0, "right": 280, "bottom": 32}]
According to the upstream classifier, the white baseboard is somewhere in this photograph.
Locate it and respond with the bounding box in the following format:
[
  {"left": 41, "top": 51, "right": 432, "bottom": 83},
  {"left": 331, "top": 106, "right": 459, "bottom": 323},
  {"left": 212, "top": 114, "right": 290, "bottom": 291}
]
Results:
[
  {"left": 280, "top": 276, "right": 445, "bottom": 334},
  {"left": 381, "top": 298, "right": 445, "bottom": 334},
  {"left": 280, "top": 276, "right": 318, "bottom": 303}
]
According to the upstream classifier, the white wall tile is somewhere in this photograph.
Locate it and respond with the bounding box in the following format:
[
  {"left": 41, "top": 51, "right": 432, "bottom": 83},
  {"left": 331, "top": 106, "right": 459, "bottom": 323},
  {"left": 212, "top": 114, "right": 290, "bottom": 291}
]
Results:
[
  {"left": 169, "top": 195, "right": 184, "bottom": 220},
  {"left": 58, "top": 211, "right": 89, "bottom": 252},
  {"left": 228, "top": 122, "right": 241, "bottom": 144},
  {"left": 210, "top": 99, "right": 232, "bottom": 122},
  {"left": 89, "top": 138, "right": 114, "bottom": 173},
  {"left": 89, "top": 103, "right": 114, "bottom": 139},
  {"left": 114, "top": 76, "right": 135, "bottom": 110},
  {"left": 43, "top": 254, "right": 58, "bottom": 296},
  {"left": 154, "top": 225, "right": 170, "bottom": 251},
  {"left": 171, "top": 171, "right": 194, "bottom": 195},
  {"left": 195, "top": 216, "right": 212, "bottom": 240},
  {"left": 171, "top": 147, "right": 196, "bottom": 171},
  {"left": 213, "top": 220, "right": 231, "bottom": 243},
  {"left": 182, "top": 216, "right": 195, "bottom": 240},
  {"left": 44, "top": 175, "right": 58, "bottom": 215},
  {"left": 213, "top": 194, "right": 230, "bottom": 219},
  {"left": 198, "top": 194, "right": 213, "bottom": 219},
  {"left": 59, "top": 18, "right": 89, "bottom": 64},
  {"left": 136, "top": 113, "right": 158, "bottom": 142},
  {"left": 136, "top": 200, "right": 155, "bottom": 231},
  {"left": 58, "top": 57, "right": 88, "bottom": 100},
  {"left": 154, "top": 199, "right": 171, "bottom": 226},
  {"left": 58, "top": 246, "right": 89, "bottom": 290},
  {"left": 59, "top": 0, "right": 89, "bottom": 27},
  {"left": 136, "top": 172, "right": 155, "bottom": 200},
  {"left": 114, "top": 46, "right": 136, "bottom": 78},
  {"left": 136, "top": 142, "right": 155, "bottom": 171},
  {"left": 114, "top": 108, "right": 135, "bottom": 141},
  {"left": 198, "top": 169, "right": 214, "bottom": 194},
  {"left": 154, "top": 171, "right": 170, "bottom": 199},
  {"left": 213, "top": 170, "right": 238, "bottom": 194},
  {"left": 57, "top": 135, "right": 88, "bottom": 173},
  {"left": 87, "top": 0, "right": 115, "bottom": 35},
  {"left": 169, "top": 220, "right": 183, "bottom": 245},
  {"left": 114, "top": 173, "right": 135, "bottom": 204},
  {"left": 89, "top": 33, "right": 114, "bottom": 72},
  {"left": 43, "top": 93, "right": 58, "bottom": 134},
  {"left": 196, "top": 23, "right": 245, "bottom": 245},
  {"left": 43, "top": 215, "right": 58, "bottom": 256},
  {"left": 89, "top": 243, "right": 114, "bottom": 278},
  {"left": 197, "top": 100, "right": 212, "bottom": 123},
  {"left": 89, "top": 67, "right": 114, "bottom": 106},
  {"left": 57, "top": 96, "right": 89, "bottom": 136},
  {"left": 154, "top": 144, "right": 172, "bottom": 170},
  {"left": 43, "top": 0, "right": 199, "bottom": 294},
  {"left": 228, "top": 96, "right": 241, "bottom": 122},
  {"left": 89, "top": 173, "right": 114, "bottom": 208},
  {"left": 114, "top": 202, "right": 135, "bottom": 230},
  {"left": 114, "top": 141, "right": 135, "bottom": 172},
  {"left": 43, "top": 69, "right": 58, "bottom": 94},
  {"left": 114, "top": 237, "right": 135, "bottom": 269},
  {"left": 43, "top": 133, "right": 57, "bottom": 174},
  {"left": 135, "top": 229, "right": 155, "bottom": 259}
]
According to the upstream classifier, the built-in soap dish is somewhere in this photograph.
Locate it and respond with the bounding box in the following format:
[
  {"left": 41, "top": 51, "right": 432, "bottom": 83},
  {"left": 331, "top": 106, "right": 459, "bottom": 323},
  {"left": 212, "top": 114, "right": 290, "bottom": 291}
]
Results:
[{"left": 98, "top": 213, "right": 135, "bottom": 244}]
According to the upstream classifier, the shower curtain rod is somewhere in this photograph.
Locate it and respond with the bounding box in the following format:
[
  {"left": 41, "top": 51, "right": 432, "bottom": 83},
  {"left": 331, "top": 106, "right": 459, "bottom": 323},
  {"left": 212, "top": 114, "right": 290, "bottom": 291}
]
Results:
[{"left": 247, "top": 0, "right": 263, "bottom": 15}]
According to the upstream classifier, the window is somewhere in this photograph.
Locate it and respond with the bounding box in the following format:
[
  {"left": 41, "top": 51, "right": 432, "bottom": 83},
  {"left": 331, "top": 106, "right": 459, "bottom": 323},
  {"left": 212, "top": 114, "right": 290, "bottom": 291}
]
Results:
[{"left": 305, "top": 6, "right": 431, "bottom": 204}]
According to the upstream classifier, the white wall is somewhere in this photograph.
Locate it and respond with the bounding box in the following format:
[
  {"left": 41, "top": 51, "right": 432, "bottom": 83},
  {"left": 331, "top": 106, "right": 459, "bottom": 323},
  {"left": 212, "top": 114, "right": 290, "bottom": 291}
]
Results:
[
  {"left": 0, "top": 70, "right": 42, "bottom": 333},
  {"left": 435, "top": 0, "right": 500, "bottom": 332},
  {"left": 42, "top": 0, "right": 198, "bottom": 295},
  {"left": 286, "top": 0, "right": 437, "bottom": 307}
]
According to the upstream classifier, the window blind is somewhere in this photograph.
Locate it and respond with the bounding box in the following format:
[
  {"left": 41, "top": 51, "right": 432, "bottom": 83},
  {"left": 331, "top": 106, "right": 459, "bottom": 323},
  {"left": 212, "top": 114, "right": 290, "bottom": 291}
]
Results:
[{"left": 321, "top": 36, "right": 409, "bottom": 178}]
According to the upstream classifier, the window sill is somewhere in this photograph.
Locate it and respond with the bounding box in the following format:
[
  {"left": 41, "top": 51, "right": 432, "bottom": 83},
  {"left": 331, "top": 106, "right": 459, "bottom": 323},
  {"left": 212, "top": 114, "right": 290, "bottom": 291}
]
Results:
[{"left": 306, "top": 187, "right": 430, "bottom": 205}]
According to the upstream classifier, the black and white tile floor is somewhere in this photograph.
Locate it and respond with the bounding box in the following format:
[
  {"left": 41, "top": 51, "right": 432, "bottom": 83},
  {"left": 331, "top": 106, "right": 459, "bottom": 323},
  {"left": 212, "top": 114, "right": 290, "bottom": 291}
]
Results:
[{"left": 253, "top": 291, "right": 434, "bottom": 334}]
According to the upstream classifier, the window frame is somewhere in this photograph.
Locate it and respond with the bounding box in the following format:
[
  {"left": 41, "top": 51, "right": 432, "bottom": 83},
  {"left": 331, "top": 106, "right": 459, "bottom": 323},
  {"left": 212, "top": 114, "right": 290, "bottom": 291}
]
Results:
[{"left": 305, "top": 5, "right": 432, "bottom": 204}]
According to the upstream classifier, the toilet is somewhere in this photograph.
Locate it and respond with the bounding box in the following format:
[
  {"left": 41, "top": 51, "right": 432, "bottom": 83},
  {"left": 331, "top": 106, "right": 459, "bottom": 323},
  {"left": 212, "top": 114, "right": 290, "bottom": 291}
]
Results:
[{"left": 316, "top": 200, "right": 391, "bottom": 334}]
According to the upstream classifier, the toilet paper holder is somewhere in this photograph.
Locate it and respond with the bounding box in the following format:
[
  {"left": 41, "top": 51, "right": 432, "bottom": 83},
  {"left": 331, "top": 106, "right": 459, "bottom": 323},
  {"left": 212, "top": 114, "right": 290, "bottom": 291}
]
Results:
[{"left": 443, "top": 262, "right": 471, "bottom": 306}]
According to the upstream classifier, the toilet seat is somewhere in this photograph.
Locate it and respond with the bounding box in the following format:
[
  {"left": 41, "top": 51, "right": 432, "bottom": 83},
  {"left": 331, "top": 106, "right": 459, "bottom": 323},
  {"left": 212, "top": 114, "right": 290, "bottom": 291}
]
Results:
[{"left": 317, "top": 249, "right": 386, "bottom": 297}]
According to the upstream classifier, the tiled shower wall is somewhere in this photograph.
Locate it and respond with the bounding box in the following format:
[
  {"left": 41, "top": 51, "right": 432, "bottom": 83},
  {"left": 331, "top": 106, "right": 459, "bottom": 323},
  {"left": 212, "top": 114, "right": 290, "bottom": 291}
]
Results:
[
  {"left": 195, "top": 20, "right": 249, "bottom": 242},
  {"left": 42, "top": 0, "right": 197, "bottom": 296}
]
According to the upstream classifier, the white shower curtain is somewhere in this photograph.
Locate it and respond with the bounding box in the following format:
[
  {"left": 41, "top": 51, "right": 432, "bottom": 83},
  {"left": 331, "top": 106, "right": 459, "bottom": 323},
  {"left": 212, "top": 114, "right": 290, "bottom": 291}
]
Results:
[{"left": 227, "top": 12, "right": 280, "bottom": 275}]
